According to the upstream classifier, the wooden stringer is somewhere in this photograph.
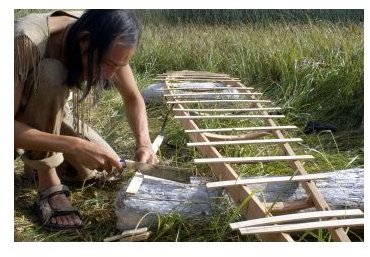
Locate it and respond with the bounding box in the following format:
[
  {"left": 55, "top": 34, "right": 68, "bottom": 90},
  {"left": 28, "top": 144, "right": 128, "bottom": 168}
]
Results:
[{"left": 156, "top": 70, "right": 363, "bottom": 242}]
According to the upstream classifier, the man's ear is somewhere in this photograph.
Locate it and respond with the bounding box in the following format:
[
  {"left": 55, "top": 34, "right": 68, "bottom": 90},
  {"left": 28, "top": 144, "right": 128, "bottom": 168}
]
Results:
[{"left": 78, "top": 31, "right": 90, "bottom": 54}]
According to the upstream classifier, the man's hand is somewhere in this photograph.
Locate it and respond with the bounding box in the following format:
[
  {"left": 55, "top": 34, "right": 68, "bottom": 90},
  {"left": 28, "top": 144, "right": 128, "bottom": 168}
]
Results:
[
  {"left": 72, "top": 138, "right": 123, "bottom": 173},
  {"left": 135, "top": 146, "right": 158, "bottom": 164}
]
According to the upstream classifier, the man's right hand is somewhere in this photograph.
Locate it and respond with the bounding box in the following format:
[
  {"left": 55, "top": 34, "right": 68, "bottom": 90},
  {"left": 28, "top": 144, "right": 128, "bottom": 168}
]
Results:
[{"left": 71, "top": 138, "right": 123, "bottom": 173}]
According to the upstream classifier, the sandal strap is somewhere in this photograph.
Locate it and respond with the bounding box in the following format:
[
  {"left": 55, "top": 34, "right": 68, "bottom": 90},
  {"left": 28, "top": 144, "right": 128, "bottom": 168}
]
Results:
[
  {"left": 53, "top": 206, "right": 80, "bottom": 217},
  {"left": 39, "top": 184, "right": 70, "bottom": 200}
]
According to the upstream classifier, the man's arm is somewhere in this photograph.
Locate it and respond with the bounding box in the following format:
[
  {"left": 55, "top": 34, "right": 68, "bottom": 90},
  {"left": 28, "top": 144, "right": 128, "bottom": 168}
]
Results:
[{"left": 115, "top": 64, "right": 157, "bottom": 164}]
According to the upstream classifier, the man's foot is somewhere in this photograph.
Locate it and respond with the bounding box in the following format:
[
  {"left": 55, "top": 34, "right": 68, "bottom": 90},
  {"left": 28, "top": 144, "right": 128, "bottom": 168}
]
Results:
[
  {"left": 36, "top": 184, "right": 82, "bottom": 230},
  {"left": 48, "top": 193, "right": 82, "bottom": 227}
]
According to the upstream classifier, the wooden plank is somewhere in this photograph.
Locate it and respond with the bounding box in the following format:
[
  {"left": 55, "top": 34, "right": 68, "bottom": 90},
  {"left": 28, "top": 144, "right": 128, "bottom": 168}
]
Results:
[
  {"left": 187, "top": 138, "right": 302, "bottom": 147},
  {"left": 194, "top": 155, "right": 314, "bottom": 164},
  {"left": 230, "top": 81, "right": 351, "bottom": 241},
  {"left": 230, "top": 209, "right": 363, "bottom": 230},
  {"left": 165, "top": 79, "right": 293, "bottom": 242},
  {"left": 167, "top": 99, "right": 271, "bottom": 104},
  {"left": 151, "top": 134, "right": 164, "bottom": 154},
  {"left": 206, "top": 173, "right": 329, "bottom": 189},
  {"left": 163, "top": 87, "right": 254, "bottom": 91},
  {"left": 125, "top": 173, "right": 144, "bottom": 195},
  {"left": 238, "top": 218, "right": 364, "bottom": 235},
  {"left": 184, "top": 126, "right": 297, "bottom": 133},
  {"left": 175, "top": 115, "right": 283, "bottom": 119},
  {"left": 163, "top": 92, "right": 262, "bottom": 97},
  {"left": 155, "top": 78, "right": 240, "bottom": 82},
  {"left": 174, "top": 108, "right": 281, "bottom": 112}
]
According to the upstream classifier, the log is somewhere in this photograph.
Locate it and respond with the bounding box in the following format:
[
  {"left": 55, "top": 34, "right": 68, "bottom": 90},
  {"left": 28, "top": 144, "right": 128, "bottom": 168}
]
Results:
[
  {"left": 248, "top": 168, "right": 364, "bottom": 211},
  {"left": 114, "top": 168, "right": 363, "bottom": 231}
]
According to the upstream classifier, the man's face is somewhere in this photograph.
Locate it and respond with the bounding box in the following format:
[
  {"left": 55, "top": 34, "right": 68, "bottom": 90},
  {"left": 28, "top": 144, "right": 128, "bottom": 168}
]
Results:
[{"left": 80, "top": 40, "right": 136, "bottom": 81}]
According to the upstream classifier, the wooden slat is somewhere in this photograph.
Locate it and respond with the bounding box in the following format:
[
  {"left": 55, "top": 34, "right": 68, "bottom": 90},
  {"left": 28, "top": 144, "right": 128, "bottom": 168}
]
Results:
[
  {"left": 163, "top": 87, "right": 254, "bottom": 91},
  {"left": 125, "top": 173, "right": 144, "bottom": 195},
  {"left": 163, "top": 92, "right": 262, "bottom": 97},
  {"left": 167, "top": 99, "right": 270, "bottom": 104},
  {"left": 155, "top": 78, "right": 240, "bottom": 82},
  {"left": 174, "top": 108, "right": 281, "bottom": 112},
  {"left": 206, "top": 173, "right": 329, "bottom": 189},
  {"left": 184, "top": 126, "right": 297, "bottom": 133},
  {"left": 175, "top": 115, "right": 284, "bottom": 119},
  {"left": 203, "top": 132, "right": 270, "bottom": 141},
  {"left": 230, "top": 209, "right": 363, "bottom": 230},
  {"left": 188, "top": 138, "right": 302, "bottom": 147},
  {"left": 238, "top": 218, "right": 364, "bottom": 235},
  {"left": 194, "top": 155, "right": 314, "bottom": 164}
]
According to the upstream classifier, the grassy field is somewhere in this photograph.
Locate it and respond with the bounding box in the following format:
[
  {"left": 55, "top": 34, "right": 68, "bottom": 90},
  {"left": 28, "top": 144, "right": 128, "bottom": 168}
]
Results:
[{"left": 14, "top": 10, "right": 363, "bottom": 242}]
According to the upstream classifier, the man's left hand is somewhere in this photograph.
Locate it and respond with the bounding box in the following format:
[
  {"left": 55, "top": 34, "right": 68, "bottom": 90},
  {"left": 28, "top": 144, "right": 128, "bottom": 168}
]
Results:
[{"left": 135, "top": 146, "right": 158, "bottom": 164}]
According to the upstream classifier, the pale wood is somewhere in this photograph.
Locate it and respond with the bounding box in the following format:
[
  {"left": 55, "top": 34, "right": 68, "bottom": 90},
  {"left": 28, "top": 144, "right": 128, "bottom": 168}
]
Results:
[
  {"left": 230, "top": 209, "right": 363, "bottom": 230},
  {"left": 239, "top": 218, "right": 364, "bottom": 235},
  {"left": 184, "top": 126, "right": 297, "bottom": 133},
  {"left": 203, "top": 132, "right": 270, "bottom": 141},
  {"left": 163, "top": 92, "right": 262, "bottom": 97},
  {"left": 151, "top": 134, "right": 164, "bottom": 154},
  {"left": 194, "top": 155, "right": 314, "bottom": 164},
  {"left": 164, "top": 78, "right": 293, "bottom": 242},
  {"left": 163, "top": 87, "right": 254, "bottom": 91},
  {"left": 231, "top": 81, "right": 351, "bottom": 241},
  {"left": 174, "top": 108, "right": 281, "bottom": 112},
  {"left": 119, "top": 231, "right": 151, "bottom": 242},
  {"left": 125, "top": 173, "right": 144, "bottom": 195},
  {"left": 174, "top": 114, "right": 284, "bottom": 119},
  {"left": 187, "top": 138, "right": 302, "bottom": 147},
  {"left": 206, "top": 173, "right": 329, "bottom": 189},
  {"left": 167, "top": 99, "right": 271, "bottom": 104},
  {"left": 266, "top": 198, "right": 315, "bottom": 215},
  {"left": 155, "top": 78, "right": 240, "bottom": 82},
  {"left": 104, "top": 227, "right": 148, "bottom": 242}
]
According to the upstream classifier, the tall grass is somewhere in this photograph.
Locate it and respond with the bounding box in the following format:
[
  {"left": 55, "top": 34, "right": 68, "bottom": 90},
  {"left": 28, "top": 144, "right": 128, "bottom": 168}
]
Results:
[{"left": 132, "top": 19, "right": 363, "bottom": 129}]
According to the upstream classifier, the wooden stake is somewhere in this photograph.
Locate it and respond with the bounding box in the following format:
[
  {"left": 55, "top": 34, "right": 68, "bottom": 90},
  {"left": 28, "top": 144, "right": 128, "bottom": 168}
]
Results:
[
  {"left": 206, "top": 173, "right": 329, "bottom": 189},
  {"left": 238, "top": 218, "right": 364, "bottom": 235},
  {"left": 187, "top": 138, "right": 302, "bottom": 147},
  {"left": 230, "top": 209, "right": 363, "bottom": 230},
  {"left": 194, "top": 155, "right": 315, "bottom": 164}
]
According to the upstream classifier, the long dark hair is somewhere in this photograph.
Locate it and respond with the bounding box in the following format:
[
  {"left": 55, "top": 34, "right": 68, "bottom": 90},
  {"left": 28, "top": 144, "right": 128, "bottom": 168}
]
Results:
[{"left": 65, "top": 9, "right": 140, "bottom": 100}]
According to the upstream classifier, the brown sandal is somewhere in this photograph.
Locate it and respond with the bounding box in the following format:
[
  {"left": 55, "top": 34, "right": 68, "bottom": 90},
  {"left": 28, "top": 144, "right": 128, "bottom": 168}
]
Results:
[{"left": 34, "top": 184, "right": 83, "bottom": 231}]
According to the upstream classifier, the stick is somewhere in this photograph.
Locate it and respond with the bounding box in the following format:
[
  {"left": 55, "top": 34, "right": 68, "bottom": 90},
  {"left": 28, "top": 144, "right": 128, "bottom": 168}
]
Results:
[
  {"left": 187, "top": 138, "right": 302, "bottom": 147},
  {"left": 174, "top": 114, "right": 284, "bottom": 119},
  {"left": 184, "top": 126, "right": 297, "bottom": 133}
]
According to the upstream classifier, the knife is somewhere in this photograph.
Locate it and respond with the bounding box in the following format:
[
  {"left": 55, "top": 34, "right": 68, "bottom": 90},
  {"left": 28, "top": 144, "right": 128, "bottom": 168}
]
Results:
[{"left": 110, "top": 159, "right": 192, "bottom": 183}]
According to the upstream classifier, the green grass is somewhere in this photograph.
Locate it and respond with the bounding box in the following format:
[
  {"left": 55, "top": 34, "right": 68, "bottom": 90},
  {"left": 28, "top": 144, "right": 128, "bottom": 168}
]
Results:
[{"left": 14, "top": 9, "right": 363, "bottom": 242}]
